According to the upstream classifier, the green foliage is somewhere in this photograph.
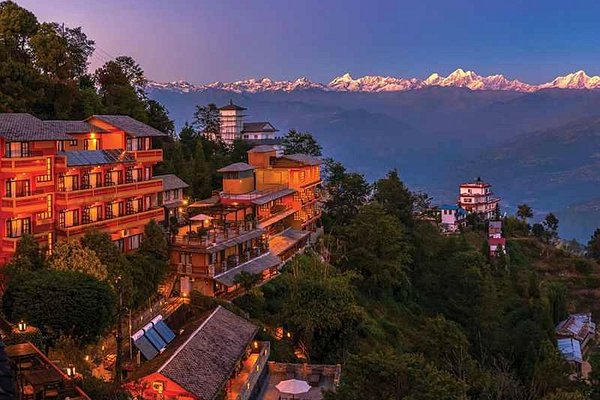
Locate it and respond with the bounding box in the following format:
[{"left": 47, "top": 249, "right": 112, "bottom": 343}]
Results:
[
  {"left": 322, "top": 158, "right": 371, "bottom": 228},
  {"left": 327, "top": 351, "right": 468, "bottom": 400},
  {"left": 5, "top": 233, "right": 45, "bottom": 276},
  {"left": 233, "top": 271, "right": 261, "bottom": 291},
  {"left": 146, "top": 99, "right": 174, "bottom": 136},
  {"left": 282, "top": 129, "right": 322, "bottom": 156},
  {"left": 517, "top": 203, "right": 534, "bottom": 221},
  {"left": 3, "top": 269, "right": 116, "bottom": 345},
  {"left": 340, "top": 203, "right": 412, "bottom": 297},
  {"left": 503, "top": 216, "right": 530, "bottom": 237},
  {"left": 139, "top": 219, "right": 168, "bottom": 262},
  {"left": 544, "top": 213, "right": 560, "bottom": 241},
  {"left": 48, "top": 240, "right": 108, "bottom": 280},
  {"left": 193, "top": 103, "right": 220, "bottom": 137},
  {"left": 81, "top": 376, "right": 130, "bottom": 400},
  {"left": 587, "top": 228, "right": 600, "bottom": 260},
  {"left": 374, "top": 169, "right": 414, "bottom": 226}
]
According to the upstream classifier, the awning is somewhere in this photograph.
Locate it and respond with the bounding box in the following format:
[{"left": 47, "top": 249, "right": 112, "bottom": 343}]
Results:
[
  {"left": 189, "top": 213, "right": 214, "bottom": 222},
  {"left": 269, "top": 229, "right": 310, "bottom": 257},
  {"left": 257, "top": 208, "right": 296, "bottom": 229},
  {"left": 214, "top": 252, "right": 281, "bottom": 287},
  {"left": 208, "top": 229, "right": 264, "bottom": 254},
  {"left": 251, "top": 188, "right": 296, "bottom": 206}
]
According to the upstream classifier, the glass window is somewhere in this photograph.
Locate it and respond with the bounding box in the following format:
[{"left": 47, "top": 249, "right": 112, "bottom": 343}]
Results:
[
  {"left": 6, "top": 218, "right": 31, "bottom": 237},
  {"left": 59, "top": 209, "right": 79, "bottom": 228},
  {"left": 84, "top": 138, "right": 99, "bottom": 150},
  {"left": 5, "top": 142, "right": 29, "bottom": 158},
  {"left": 6, "top": 179, "right": 30, "bottom": 197}
]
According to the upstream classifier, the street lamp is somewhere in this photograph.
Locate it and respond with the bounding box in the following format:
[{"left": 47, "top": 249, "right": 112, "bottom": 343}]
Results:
[{"left": 17, "top": 320, "right": 27, "bottom": 332}]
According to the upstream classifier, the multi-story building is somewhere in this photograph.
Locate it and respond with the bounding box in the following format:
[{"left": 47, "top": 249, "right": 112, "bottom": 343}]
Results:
[
  {"left": 0, "top": 113, "right": 167, "bottom": 264},
  {"left": 439, "top": 204, "right": 466, "bottom": 233},
  {"left": 458, "top": 177, "right": 500, "bottom": 220},
  {"left": 218, "top": 101, "right": 279, "bottom": 145},
  {"left": 154, "top": 174, "right": 189, "bottom": 225},
  {"left": 170, "top": 145, "right": 321, "bottom": 298}
]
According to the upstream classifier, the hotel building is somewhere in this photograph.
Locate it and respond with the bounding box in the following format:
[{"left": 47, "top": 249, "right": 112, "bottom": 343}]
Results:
[{"left": 0, "top": 113, "right": 167, "bottom": 264}]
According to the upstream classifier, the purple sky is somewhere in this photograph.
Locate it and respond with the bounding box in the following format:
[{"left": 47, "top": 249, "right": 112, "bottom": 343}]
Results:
[{"left": 17, "top": 0, "right": 600, "bottom": 84}]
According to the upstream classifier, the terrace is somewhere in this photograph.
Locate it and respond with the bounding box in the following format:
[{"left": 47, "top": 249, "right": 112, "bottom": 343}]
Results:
[{"left": 260, "top": 362, "right": 341, "bottom": 400}]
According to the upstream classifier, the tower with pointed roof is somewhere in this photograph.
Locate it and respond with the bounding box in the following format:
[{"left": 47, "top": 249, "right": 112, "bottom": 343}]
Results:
[{"left": 218, "top": 100, "right": 246, "bottom": 145}]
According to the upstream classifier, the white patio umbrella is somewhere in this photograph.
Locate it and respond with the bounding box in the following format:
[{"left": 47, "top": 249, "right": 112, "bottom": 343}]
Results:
[
  {"left": 276, "top": 379, "right": 311, "bottom": 399},
  {"left": 189, "top": 213, "right": 213, "bottom": 221}
]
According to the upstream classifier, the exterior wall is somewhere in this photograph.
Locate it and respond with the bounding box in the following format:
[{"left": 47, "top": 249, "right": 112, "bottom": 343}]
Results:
[
  {"left": 132, "top": 372, "right": 197, "bottom": 400},
  {"left": 220, "top": 110, "right": 244, "bottom": 144},
  {"left": 223, "top": 176, "right": 255, "bottom": 194},
  {"left": 247, "top": 151, "right": 276, "bottom": 169}
]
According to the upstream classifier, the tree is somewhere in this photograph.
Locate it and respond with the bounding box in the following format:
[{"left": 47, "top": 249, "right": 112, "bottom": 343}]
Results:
[
  {"left": 190, "top": 140, "right": 212, "bottom": 199},
  {"left": 146, "top": 99, "right": 174, "bottom": 137},
  {"left": 587, "top": 228, "right": 600, "bottom": 259},
  {"left": 341, "top": 203, "right": 412, "bottom": 297},
  {"left": 374, "top": 169, "right": 414, "bottom": 226},
  {"left": 282, "top": 129, "right": 322, "bottom": 156},
  {"left": 323, "top": 159, "right": 371, "bottom": 228},
  {"left": 543, "top": 213, "right": 559, "bottom": 243},
  {"left": 2, "top": 270, "right": 116, "bottom": 345},
  {"left": 139, "top": 220, "right": 168, "bottom": 263},
  {"left": 48, "top": 240, "right": 108, "bottom": 280},
  {"left": 192, "top": 103, "right": 220, "bottom": 139},
  {"left": 233, "top": 271, "right": 261, "bottom": 292},
  {"left": 4, "top": 233, "right": 45, "bottom": 276},
  {"left": 517, "top": 204, "right": 533, "bottom": 222},
  {"left": 532, "top": 223, "right": 546, "bottom": 240},
  {"left": 328, "top": 351, "right": 468, "bottom": 400},
  {"left": 114, "top": 55, "right": 147, "bottom": 99}
]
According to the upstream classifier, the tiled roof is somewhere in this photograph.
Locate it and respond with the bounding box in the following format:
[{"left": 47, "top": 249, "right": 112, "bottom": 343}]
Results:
[
  {"left": 251, "top": 188, "right": 296, "bottom": 206},
  {"left": 219, "top": 101, "right": 246, "bottom": 111},
  {"left": 242, "top": 122, "right": 278, "bottom": 133},
  {"left": 245, "top": 138, "right": 283, "bottom": 146},
  {"left": 91, "top": 115, "right": 167, "bottom": 137},
  {"left": 58, "top": 150, "right": 136, "bottom": 166},
  {"left": 217, "top": 162, "right": 255, "bottom": 173},
  {"left": 0, "top": 113, "right": 73, "bottom": 141},
  {"left": 439, "top": 204, "right": 460, "bottom": 210},
  {"left": 159, "top": 306, "right": 258, "bottom": 400},
  {"left": 280, "top": 154, "right": 321, "bottom": 165},
  {"left": 153, "top": 174, "right": 189, "bottom": 191},
  {"left": 43, "top": 120, "right": 108, "bottom": 134},
  {"left": 248, "top": 145, "right": 278, "bottom": 153}
]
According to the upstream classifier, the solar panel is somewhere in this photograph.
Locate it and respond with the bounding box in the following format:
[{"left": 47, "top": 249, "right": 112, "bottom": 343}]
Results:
[
  {"left": 144, "top": 326, "right": 167, "bottom": 351},
  {"left": 154, "top": 320, "right": 176, "bottom": 344},
  {"left": 132, "top": 332, "right": 160, "bottom": 360}
]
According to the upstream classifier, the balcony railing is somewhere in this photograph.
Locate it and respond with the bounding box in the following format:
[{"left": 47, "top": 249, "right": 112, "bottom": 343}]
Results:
[
  {"left": 55, "top": 180, "right": 162, "bottom": 207},
  {"left": 56, "top": 208, "right": 163, "bottom": 236},
  {"left": 127, "top": 149, "right": 163, "bottom": 163},
  {"left": 1, "top": 193, "right": 47, "bottom": 213}
]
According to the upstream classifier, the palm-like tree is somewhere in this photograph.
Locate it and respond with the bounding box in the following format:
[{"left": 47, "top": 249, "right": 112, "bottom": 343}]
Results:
[{"left": 516, "top": 204, "right": 533, "bottom": 222}]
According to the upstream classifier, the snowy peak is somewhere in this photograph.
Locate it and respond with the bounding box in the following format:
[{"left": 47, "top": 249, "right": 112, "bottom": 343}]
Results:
[
  {"left": 146, "top": 69, "right": 600, "bottom": 94},
  {"left": 540, "top": 70, "right": 600, "bottom": 89}
]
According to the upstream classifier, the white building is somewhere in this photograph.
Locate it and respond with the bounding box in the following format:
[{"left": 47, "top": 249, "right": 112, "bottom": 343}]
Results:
[
  {"left": 439, "top": 204, "right": 466, "bottom": 233},
  {"left": 458, "top": 177, "right": 500, "bottom": 220},
  {"left": 218, "top": 101, "right": 279, "bottom": 145}
]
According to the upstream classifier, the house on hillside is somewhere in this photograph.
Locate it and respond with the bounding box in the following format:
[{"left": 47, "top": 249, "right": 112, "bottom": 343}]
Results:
[
  {"left": 458, "top": 177, "right": 500, "bottom": 221},
  {"left": 439, "top": 204, "right": 466, "bottom": 233},
  {"left": 154, "top": 174, "right": 189, "bottom": 224},
  {"left": 218, "top": 101, "right": 280, "bottom": 145},
  {"left": 127, "top": 305, "right": 269, "bottom": 400},
  {"left": 556, "top": 313, "right": 597, "bottom": 375},
  {"left": 487, "top": 220, "right": 507, "bottom": 257},
  {"left": 170, "top": 144, "right": 322, "bottom": 298}
]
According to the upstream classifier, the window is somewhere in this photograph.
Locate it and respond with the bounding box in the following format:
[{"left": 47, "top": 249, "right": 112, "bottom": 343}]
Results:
[
  {"left": 127, "top": 234, "right": 142, "bottom": 250},
  {"left": 82, "top": 172, "right": 101, "bottom": 189},
  {"left": 56, "top": 141, "right": 65, "bottom": 152},
  {"left": 105, "top": 202, "right": 123, "bottom": 219},
  {"left": 126, "top": 138, "right": 150, "bottom": 151},
  {"left": 5, "top": 142, "right": 29, "bottom": 158},
  {"left": 82, "top": 205, "right": 102, "bottom": 224},
  {"left": 83, "top": 138, "right": 99, "bottom": 150},
  {"left": 126, "top": 198, "right": 143, "bottom": 215},
  {"left": 58, "top": 174, "right": 79, "bottom": 192},
  {"left": 58, "top": 209, "right": 79, "bottom": 228},
  {"left": 36, "top": 195, "right": 53, "bottom": 221},
  {"left": 126, "top": 167, "right": 143, "bottom": 183},
  {"left": 6, "top": 218, "right": 31, "bottom": 238},
  {"left": 115, "top": 238, "right": 125, "bottom": 252},
  {"left": 5, "top": 179, "right": 30, "bottom": 197},
  {"left": 36, "top": 158, "right": 53, "bottom": 183},
  {"left": 180, "top": 252, "right": 192, "bottom": 265},
  {"left": 69, "top": 139, "right": 77, "bottom": 146}
]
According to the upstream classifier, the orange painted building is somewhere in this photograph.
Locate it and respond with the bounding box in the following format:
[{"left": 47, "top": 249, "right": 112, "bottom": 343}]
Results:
[
  {"left": 170, "top": 145, "right": 321, "bottom": 298},
  {"left": 0, "top": 113, "right": 167, "bottom": 264}
]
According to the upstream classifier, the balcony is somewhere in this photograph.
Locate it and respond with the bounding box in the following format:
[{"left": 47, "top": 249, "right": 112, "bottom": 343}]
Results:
[
  {"left": 0, "top": 154, "right": 48, "bottom": 175},
  {"left": 56, "top": 207, "right": 164, "bottom": 237},
  {"left": 55, "top": 179, "right": 162, "bottom": 207},
  {"left": 126, "top": 149, "right": 163, "bottom": 163},
  {"left": 0, "top": 193, "right": 47, "bottom": 214}
]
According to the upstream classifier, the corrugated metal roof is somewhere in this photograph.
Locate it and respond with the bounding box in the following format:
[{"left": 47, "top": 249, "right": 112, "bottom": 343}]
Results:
[
  {"left": 214, "top": 252, "right": 281, "bottom": 287},
  {"left": 557, "top": 338, "right": 583, "bottom": 363}
]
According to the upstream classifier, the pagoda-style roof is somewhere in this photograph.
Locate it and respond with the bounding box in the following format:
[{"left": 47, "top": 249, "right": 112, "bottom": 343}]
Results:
[
  {"left": 242, "top": 122, "right": 278, "bottom": 133},
  {"left": 217, "top": 162, "right": 255, "bottom": 173},
  {"left": 219, "top": 100, "right": 246, "bottom": 111}
]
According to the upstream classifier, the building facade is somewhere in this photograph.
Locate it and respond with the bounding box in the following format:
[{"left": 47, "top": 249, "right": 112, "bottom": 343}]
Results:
[
  {"left": 170, "top": 145, "right": 321, "bottom": 298},
  {"left": 439, "top": 204, "right": 466, "bottom": 233},
  {"left": 458, "top": 177, "right": 500, "bottom": 220},
  {"left": 154, "top": 174, "right": 189, "bottom": 225},
  {"left": 0, "top": 113, "right": 167, "bottom": 264},
  {"left": 218, "top": 102, "right": 279, "bottom": 145}
]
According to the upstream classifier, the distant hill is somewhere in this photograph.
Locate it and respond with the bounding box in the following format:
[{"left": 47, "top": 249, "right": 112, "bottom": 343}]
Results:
[{"left": 148, "top": 85, "right": 600, "bottom": 241}]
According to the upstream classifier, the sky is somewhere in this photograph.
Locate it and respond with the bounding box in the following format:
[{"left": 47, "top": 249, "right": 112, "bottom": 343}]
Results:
[{"left": 16, "top": 0, "right": 600, "bottom": 84}]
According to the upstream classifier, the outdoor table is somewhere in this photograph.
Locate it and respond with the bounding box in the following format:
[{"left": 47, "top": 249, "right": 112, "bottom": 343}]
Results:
[{"left": 22, "top": 368, "right": 62, "bottom": 391}]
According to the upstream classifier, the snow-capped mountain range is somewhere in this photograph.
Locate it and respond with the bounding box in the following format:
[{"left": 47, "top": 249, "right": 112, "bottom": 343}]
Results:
[{"left": 146, "top": 69, "right": 600, "bottom": 94}]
